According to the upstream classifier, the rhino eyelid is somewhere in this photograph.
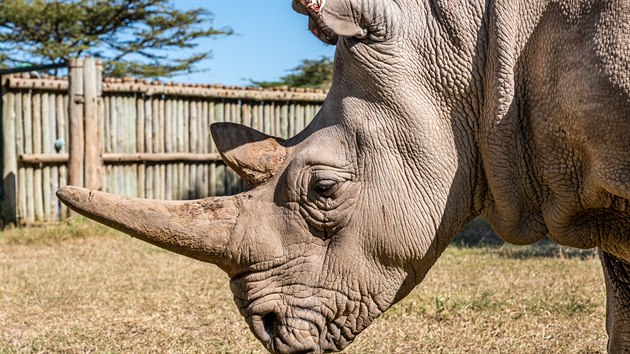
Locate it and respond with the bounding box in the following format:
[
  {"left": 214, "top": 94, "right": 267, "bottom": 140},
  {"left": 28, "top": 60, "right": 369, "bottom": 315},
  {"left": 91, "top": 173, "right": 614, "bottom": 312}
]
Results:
[
  {"left": 313, "top": 179, "right": 340, "bottom": 197},
  {"left": 315, "top": 179, "right": 337, "bottom": 188},
  {"left": 310, "top": 168, "right": 354, "bottom": 180}
]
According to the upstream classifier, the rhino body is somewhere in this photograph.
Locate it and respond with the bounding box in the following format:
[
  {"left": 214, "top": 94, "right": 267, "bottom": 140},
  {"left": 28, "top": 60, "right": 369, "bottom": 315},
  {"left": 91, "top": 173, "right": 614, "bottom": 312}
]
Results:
[{"left": 58, "top": 0, "right": 630, "bottom": 352}]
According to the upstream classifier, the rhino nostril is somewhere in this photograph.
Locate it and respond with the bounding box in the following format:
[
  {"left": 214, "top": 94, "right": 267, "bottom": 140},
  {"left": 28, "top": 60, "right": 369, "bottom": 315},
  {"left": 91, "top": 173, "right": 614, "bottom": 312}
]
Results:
[{"left": 262, "top": 312, "right": 279, "bottom": 337}]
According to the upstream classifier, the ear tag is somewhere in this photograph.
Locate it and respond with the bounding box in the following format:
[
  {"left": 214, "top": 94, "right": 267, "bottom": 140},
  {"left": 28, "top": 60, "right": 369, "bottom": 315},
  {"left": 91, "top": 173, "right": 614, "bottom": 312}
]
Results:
[{"left": 308, "top": 0, "right": 327, "bottom": 12}]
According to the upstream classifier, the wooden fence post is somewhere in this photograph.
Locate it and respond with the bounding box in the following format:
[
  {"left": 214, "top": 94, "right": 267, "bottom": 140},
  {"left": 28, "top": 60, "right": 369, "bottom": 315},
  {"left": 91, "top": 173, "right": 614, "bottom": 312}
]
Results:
[
  {"left": 83, "top": 57, "right": 103, "bottom": 190},
  {"left": 2, "top": 89, "right": 17, "bottom": 225},
  {"left": 68, "top": 58, "right": 84, "bottom": 188},
  {"left": 96, "top": 60, "right": 105, "bottom": 190}
]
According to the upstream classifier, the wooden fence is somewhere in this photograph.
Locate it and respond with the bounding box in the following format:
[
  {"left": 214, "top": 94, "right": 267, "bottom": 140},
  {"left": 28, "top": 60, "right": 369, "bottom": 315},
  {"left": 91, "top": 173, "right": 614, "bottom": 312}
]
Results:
[{"left": 0, "top": 58, "right": 326, "bottom": 225}]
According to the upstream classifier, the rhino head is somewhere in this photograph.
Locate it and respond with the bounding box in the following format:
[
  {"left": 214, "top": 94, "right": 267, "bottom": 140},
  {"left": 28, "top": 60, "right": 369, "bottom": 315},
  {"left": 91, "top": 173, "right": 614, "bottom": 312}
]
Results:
[{"left": 58, "top": 0, "right": 487, "bottom": 352}]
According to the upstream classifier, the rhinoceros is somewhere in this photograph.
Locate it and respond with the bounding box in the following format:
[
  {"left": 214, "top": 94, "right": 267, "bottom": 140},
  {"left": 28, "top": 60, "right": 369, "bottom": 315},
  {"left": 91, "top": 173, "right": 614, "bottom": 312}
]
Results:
[{"left": 57, "top": 0, "right": 630, "bottom": 352}]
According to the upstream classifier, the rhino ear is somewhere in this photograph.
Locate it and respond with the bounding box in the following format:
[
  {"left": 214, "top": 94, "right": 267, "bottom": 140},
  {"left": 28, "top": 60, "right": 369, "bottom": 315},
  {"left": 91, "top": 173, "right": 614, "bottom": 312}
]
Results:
[
  {"left": 318, "top": 0, "right": 366, "bottom": 38},
  {"left": 293, "top": 0, "right": 365, "bottom": 44},
  {"left": 294, "top": 0, "right": 399, "bottom": 45},
  {"left": 210, "top": 123, "right": 287, "bottom": 185}
]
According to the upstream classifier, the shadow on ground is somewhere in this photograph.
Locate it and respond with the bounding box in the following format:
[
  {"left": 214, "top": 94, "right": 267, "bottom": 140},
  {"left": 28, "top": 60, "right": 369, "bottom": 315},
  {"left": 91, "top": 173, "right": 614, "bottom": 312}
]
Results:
[{"left": 453, "top": 218, "right": 597, "bottom": 260}]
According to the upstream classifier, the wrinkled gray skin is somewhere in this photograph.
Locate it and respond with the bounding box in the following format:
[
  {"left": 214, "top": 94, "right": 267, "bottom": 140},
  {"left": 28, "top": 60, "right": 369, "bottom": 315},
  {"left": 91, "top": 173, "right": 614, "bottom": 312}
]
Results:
[{"left": 57, "top": 0, "right": 630, "bottom": 352}]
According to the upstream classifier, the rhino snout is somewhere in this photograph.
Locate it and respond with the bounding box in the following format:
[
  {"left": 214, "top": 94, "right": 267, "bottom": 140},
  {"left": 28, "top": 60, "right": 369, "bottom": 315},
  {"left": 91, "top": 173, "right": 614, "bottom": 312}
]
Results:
[{"left": 250, "top": 310, "right": 323, "bottom": 354}]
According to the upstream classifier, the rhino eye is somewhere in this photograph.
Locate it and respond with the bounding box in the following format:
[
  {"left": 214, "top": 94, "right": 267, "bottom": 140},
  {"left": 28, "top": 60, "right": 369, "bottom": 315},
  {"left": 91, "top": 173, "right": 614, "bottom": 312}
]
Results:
[{"left": 313, "top": 179, "right": 340, "bottom": 198}]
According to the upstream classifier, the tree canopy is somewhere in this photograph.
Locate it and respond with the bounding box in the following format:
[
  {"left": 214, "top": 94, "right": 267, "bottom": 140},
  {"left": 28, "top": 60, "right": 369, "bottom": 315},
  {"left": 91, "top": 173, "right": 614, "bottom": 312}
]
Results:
[
  {"left": 250, "top": 56, "right": 334, "bottom": 89},
  {"left": 0, "top": 0, "right": 232, "bottom": 78}
]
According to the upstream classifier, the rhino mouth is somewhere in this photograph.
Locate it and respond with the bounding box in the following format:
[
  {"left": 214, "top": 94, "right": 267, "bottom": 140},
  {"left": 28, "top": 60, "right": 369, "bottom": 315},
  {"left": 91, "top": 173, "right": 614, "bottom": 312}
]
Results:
[
  {"left": 246, "top": 307, "right": 354, "bottom": 354},
  {"left": 229, "top": 257, "right": 381, "bottom": 353},
  {"left": 236, "top": 288, "right": 329, "bottom": 353},
  {"left": 249, "top": 311, "right": 323, "bottom": 354},
  {"left": 234, "top": 285, "right": 364, "bottom": 354}
]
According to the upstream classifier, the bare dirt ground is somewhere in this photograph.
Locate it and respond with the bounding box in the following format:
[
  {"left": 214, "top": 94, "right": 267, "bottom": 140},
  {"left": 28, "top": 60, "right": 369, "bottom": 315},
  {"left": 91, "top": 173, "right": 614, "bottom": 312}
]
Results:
[{"left": 0, "top": 220, "right": 606, "bottom": 353}]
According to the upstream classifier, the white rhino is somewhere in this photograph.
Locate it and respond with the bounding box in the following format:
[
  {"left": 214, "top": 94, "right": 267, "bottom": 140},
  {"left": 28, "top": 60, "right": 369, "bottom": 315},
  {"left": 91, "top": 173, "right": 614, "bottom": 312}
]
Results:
[{"left": 57, "top": 0, "right": 630, "bottom": 352}]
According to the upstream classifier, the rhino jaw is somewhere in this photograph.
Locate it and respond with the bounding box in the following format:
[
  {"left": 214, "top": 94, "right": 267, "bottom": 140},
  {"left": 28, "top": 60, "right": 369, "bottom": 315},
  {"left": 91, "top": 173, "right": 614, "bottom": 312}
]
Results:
[{"left": 56, "top": 186, "right": 240, "bottom": 270}]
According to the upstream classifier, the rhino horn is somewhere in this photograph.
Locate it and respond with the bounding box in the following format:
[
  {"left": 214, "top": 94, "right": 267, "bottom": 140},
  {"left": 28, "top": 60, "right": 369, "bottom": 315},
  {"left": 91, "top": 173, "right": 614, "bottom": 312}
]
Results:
[
  {"left": 211, "top": 122, "right": 287, "bottom": 185},
  {"left": 56, "top": 186, "right": 239, "bottom": 270}
]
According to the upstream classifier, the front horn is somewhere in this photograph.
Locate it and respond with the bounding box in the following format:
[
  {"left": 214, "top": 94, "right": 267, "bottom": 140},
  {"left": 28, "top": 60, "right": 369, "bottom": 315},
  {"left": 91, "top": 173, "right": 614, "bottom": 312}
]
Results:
[{"left": 56, "top": 186, "right": 239, "bottom": 270}]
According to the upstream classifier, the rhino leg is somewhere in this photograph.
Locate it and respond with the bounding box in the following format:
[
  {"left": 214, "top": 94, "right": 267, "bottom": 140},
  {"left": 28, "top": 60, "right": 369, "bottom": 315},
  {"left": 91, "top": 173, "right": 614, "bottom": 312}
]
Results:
[{"left": 600, "top": 250, "right": 630, "bottom": 353}]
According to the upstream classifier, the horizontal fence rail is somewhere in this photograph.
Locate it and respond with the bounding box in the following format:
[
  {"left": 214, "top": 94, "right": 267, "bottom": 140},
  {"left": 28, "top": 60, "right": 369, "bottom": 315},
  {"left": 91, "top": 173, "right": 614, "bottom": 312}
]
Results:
[{"left": 0, "top": 58, "right": 326, "bottom": 225}]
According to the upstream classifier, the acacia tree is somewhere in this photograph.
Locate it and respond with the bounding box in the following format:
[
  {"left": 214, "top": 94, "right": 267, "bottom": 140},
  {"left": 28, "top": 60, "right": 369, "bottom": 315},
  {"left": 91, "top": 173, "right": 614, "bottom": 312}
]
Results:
[
  {"left": 0, "top": 0, "right": 232, "bottom": 78},
  {"left": 250, "top": 56, "right": 333, "bottom": 89}
]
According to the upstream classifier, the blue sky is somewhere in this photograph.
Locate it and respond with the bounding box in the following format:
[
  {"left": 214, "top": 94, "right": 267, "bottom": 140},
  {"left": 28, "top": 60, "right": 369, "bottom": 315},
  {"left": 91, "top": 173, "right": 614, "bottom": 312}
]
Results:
[{"left": 172, "top": 1, "right": 336, "bottom": 86}]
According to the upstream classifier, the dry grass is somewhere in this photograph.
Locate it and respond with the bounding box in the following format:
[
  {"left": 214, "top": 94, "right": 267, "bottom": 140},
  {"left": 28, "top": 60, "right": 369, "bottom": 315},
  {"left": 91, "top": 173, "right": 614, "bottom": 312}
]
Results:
[{"left": 0, "top": 219, "right": 607, "bottom": 353}]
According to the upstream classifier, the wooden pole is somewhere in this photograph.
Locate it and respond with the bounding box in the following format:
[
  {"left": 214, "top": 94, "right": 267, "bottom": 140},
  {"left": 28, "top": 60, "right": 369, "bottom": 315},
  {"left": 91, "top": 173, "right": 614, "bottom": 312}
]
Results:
[
  {"left": 189, "top": 99, "right": 198, "bottom": 199},
  {"left": 16, "top": 91, "right": 25, "bottom": 223},
  {"left": 274, "top": 102, "right": 281, "bottom": 137},
  {"left": 96, "top": 60, "right": 105, "bottom": 190},
  {"left": 221, "top": 100, "right": 229, "bottom": 195},
  {"left": 199, "top": 100, "right": 208, "bottom": 197},
  {"left": 214, "top": 100, "right": 224, "bottom": 195},
  {"left": 102, "top": 95, "right": 111, "bottom": 193},
  {"left": 102, "top": 152, "right": 220, "bottom": 163},
  {"left": 242, "top": 101, "right": 252, "bottom": 127},
  {"left": 264, "top": 103, "right": 272, "bottom": 135},
  {"left": 123, "top": 94, "right": 133, "bottom": 196},
  {"left": 103, "top": 107, "right": 112, "bottom": 195},
  {"left": 83, "top": 57, "right": 102, "bottom": 191},
  {"left": 23, "top": 90, "right": 34, "bottom": 223},
  {"left": 281, "top": 103, "right": 289, "bottom": 138},
  {"left": 104, "top": 96, "right": 112, "bottom": 157},
  {"left": 56, "top": 93, "right": 68, "bottom": 219},
  {"left": 153, "top": 96, "right": 161, "bottom": 199},
  {"left": 251, "top": 101, "right": 260, "bottom": 134},
  {"left": 164, "top": 98, "right": 173, "bottom": 200},
  {"left": 115, "top": 96, "right": 124, "bottom": 195},
  {"left": 289, "top": 103, "right": 296, "bottom": 137},
  {"left": 49, "top": 93, "right": 58, "bottom": 221},
  {"left": 18, "top": 152, "right": 221, "bottom": 164},
  {"left": 179, "top": 99, "right": 186, "bottom": 199},
  {"left": 2, "top": 91, "right": 17, "bottom": 225},
  {"left": 127, "top": 94, "right": 137, "bottom": 197},
  {"left": 297, "top": 104, "right": 304, "bottom": 133},
  {"left": 231, "top": 100, "right": 242, "bottom": 193},
  {"left": 32, "top": 93, "right": 44, "bottom": 222},
  {"left": 111, "top": 95, "right": 120, "bottom": 194},
  {"left": 144, "top": 97, "right": 153, "bottom": 199},
  {"left": 157, "top": 97, "right": 165, "bottom": 200},
  {"left": 41, "top": 92, "right": 51, "bottom": 221},
  {"left": 68, "top": 58, "right": 84, "bottom": 188},
  {"left": 137, "top": 94, "right": 145, "bottom": 198}
]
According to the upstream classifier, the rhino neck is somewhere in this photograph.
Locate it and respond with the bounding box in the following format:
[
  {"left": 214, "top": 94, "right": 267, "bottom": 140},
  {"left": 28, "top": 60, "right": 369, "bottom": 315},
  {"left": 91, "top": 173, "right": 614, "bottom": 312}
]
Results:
[
  {"left": 425, "top": 0, "right": 551, "bottom": 245},
  {"left": 476, "top": 0, "right": 563, "bottom": 245},
  {"left": 420, "top": 0, "right": 492, "bottom": 234}
]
